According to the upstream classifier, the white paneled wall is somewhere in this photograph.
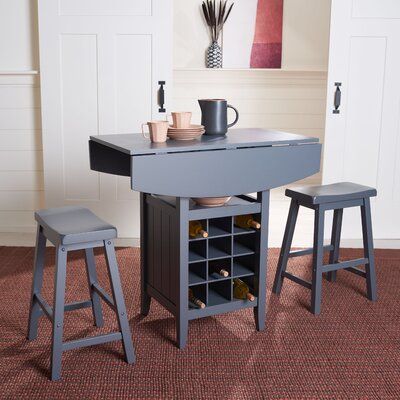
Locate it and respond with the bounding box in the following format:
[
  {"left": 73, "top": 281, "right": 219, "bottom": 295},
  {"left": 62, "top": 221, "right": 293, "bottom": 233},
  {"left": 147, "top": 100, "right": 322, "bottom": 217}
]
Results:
[
  {"left": 0, "top": 74, "right": 44, "bottom": 233},
  {"left": 0, "top": 0, "right": 41, "bottom": 235}
]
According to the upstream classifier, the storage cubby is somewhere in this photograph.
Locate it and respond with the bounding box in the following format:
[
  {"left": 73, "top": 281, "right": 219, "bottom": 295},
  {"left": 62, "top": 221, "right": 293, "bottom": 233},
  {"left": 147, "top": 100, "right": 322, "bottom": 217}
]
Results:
[
  {"left": 208, "top": 280, "right": 232, "bottom": 307},
  {"left": 233, "top": 213, "right": 261, "bottom": 234},
  {"left": 232, "top": 255, "right": 256, "bottom": 278},
  {"left": 233, "top": 234, "right": 257, "bottom": 256},
  {"left": 232, "top": 276, "right": 257, "bottom": 302},
  {"left": 189, "top": 240, "right": 207, "bottom": 263},
  {"left": 208, "top": 237, "right": 231, "bottom": 259},
  {"left": 188, "top": 219, "right": 208, "bottom": 240},
  {"left": 208, "top": 217, "right": 232, "bottom": 237},
  {"left": 208, "top": 258, "right": 232, "bottom": 281},
  {"left": 189, "top": 262, "right": 207, "bottom": 285},
  {"left": 189, "top": 284, "right": 207, "bottom": 309},
  {"left": 238, "top": 276, "right": 256, "bottom": 295}
]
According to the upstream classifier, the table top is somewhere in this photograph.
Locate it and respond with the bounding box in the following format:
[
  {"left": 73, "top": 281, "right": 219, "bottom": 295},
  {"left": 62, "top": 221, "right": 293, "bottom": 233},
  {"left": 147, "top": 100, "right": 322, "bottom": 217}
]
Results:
[{"left": 90, "top": 128, "right": 319, "bottom": 156}]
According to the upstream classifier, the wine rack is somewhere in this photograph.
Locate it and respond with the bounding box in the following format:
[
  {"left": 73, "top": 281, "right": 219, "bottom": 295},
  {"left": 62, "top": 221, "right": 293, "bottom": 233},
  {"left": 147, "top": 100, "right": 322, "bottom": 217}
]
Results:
[
  {"left": 187, "top": 214, "right": 260, "bottom": 317},
  {"left": 141, "top": 192, "right": 269, "bottom": 348}
]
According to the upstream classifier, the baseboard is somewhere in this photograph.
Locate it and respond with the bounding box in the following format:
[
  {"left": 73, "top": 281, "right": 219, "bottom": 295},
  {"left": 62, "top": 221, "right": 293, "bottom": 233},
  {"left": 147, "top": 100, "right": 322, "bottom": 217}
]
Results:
[
  {"left": 1, "top": 232, "right": 399, "bottom": 249},
  {"left": 114, "top": 237, "right": 140, "bottom": 247},
  {"left": 0, "top": 233, "right": 140, "bottom": 248},
  {"left": 267, "top": 237, "right": 400, "bottom": 249},
  {"left": 336, "top": 239, "right": 400, "bottom": 249}
]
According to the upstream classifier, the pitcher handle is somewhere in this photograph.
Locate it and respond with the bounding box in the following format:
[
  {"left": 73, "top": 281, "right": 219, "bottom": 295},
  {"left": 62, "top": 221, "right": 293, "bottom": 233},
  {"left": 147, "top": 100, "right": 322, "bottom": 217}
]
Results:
[{"left": 227, "top": 104, "right": 239, "bottom": 128}]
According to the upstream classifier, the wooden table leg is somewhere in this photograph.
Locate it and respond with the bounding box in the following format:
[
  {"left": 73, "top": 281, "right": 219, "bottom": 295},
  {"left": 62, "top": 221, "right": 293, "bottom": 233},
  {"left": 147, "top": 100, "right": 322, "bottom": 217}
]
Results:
[
  {"left": 254, "top": 190, "right": 270, "bottom": 331},
  {"left": 177, "top": 197, "right": 189, "bottom": 348},
  {"left": 140, "top": 193, "right": 151, "bottom": 316}
]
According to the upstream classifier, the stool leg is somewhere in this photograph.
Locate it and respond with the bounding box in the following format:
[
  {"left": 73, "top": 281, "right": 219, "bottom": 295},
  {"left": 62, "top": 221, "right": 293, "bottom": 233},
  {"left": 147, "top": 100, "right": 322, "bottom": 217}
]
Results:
[
  {"left": 361, "top": 198, "right": 377, "bottom": 301},
  {"left": 51, "top": 246, "right": 67, "bottom": 381},
  {"left": 104, "top": 240, "right": 135, "bottom": 364},
  {"left": 84, "top": 248, "right": 104, "bottom": 327},
  {"left": 27, "top": 225, "right": 47, "bottom": 340},
  {"left": 272, "top": 199, "right": 299, "bottom": 295},
  {"left": 311, "top": 208, "right": 325, "bottom": 315},
  {"left": 327, "top": 209, "right": 343, "bottom": 282}
]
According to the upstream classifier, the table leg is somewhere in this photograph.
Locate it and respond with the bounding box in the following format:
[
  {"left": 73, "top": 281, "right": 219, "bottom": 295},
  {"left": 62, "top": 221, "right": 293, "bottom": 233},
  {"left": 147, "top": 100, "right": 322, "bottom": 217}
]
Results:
[
  {"left": 176, "top": 197, "right": 189, "bottom": 348},
  {"left": 254, "top": 190, "right": 270, "bottom": 331},
  {"left": 177, "top": 317, "right": 188, "bottom": 349},
  {"left": 140, "top": 193, "right": 151, "bottom": 316}
]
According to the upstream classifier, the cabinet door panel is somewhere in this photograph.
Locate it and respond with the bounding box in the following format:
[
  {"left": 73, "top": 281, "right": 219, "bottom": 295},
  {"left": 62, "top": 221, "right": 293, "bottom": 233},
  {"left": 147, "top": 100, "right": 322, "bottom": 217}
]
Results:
[
  {"left": 352, "top": 0, "right": 400, "bottom": 19},
  {"left": 59, "top": 0, "right": 152, "bottom": 16},
  {"left": 324, "top": 0, "right": 400, "bottom": 239},
  {"left": 38, "top": 0, "right": 172, "bottom": 237}
]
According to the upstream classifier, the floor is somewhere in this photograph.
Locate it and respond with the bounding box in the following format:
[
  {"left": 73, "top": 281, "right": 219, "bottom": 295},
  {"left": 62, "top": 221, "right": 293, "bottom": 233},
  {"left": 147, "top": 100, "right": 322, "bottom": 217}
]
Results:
[{"left": 0, "top": 246, "right": 399, "bottom": 399}]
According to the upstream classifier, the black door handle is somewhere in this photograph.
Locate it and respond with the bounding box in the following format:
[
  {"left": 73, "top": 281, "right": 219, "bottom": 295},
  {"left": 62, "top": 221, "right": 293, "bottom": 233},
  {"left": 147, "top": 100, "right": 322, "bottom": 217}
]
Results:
[
  {"left": 158, "top": 81, "right": 166, "bottom": 113},
  {"left": 333, "top": 82, "right": 342, "bottom": 114}
]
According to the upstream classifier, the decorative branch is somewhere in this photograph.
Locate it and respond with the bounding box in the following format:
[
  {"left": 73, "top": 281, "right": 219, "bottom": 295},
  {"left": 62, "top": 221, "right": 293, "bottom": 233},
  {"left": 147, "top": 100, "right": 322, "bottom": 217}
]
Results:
[{"left": 202, "top": 0, "right": 234, "bottom": 42}]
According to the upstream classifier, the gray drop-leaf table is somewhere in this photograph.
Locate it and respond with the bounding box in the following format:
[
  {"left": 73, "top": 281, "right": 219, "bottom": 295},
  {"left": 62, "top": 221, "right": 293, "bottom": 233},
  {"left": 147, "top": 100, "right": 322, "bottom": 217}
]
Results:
[{"left": 89, "top": 128, "right": 321, "bottom": 348}]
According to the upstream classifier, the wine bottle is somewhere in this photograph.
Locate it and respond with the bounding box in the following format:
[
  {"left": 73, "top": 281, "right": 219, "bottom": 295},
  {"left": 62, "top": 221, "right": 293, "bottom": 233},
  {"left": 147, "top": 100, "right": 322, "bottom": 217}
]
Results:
[
  {"left": 209, "top": 265, "right": 229, "bottom": 277},
  {"left": 233, "top": 278, "right": 255, "bottom": 301},
  {"left": 189, "top": 220, "right": 208, "bottom": 238},
  {"left": 188, "top": 288, "right": 206, "bottom": 309},
  {"left": 234, "top": 215, "right": 261, "bottom": 230}
]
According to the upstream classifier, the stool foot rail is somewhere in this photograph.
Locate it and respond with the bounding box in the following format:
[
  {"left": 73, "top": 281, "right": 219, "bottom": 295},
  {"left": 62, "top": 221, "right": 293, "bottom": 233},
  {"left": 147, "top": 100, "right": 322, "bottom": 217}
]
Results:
[
  {"left": 62, "top": 332, "right": 122, "bottom": 352},
  {"left": 322, "top": 258, "right": 368, "bottom": 273},
  {"left": 282, "top": 272, "right": 312, "bottom": 290},
  {"left": 288, "top": 244, "right": 334, "bottom": 258},
  {"left": 34, "top": 295, "right": 93, "bottom": 321}
]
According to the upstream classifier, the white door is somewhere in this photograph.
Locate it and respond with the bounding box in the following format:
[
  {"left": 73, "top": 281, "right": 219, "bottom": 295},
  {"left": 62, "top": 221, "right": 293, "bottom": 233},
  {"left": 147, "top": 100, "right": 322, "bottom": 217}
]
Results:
[
  {"left": 38, "top": 0, "right": 172, "bottom": 238},
  {"left": 323, "top": 0, "right": 400, "bottom": 240}
]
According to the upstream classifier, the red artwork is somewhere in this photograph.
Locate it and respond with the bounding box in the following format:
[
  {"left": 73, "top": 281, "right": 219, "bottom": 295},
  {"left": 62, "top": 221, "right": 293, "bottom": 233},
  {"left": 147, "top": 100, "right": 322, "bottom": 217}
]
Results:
[{"left": 250, "top": 0, "right": 283, "bottom": 68}]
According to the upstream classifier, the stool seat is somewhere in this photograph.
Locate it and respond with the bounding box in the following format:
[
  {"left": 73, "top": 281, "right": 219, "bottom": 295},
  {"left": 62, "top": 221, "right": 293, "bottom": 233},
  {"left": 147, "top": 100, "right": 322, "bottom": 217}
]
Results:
[
  {"left": 35, "top": 206, "right": 117, "bottom": 245},
  {"left": 285, "top": 182, "right": 377, "bottom": 205}
]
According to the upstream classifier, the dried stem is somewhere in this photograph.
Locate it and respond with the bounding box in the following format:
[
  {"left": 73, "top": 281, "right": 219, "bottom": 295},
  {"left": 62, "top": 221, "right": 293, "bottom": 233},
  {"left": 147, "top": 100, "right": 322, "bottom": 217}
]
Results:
[{"left": 202, "top": 0, "right": 234, "bottom": 42}]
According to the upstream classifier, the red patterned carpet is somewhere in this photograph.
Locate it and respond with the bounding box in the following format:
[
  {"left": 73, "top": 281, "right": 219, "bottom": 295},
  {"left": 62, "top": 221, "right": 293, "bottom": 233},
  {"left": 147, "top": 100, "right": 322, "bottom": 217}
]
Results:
[{"left": 0, "top": 246, "right": 399, "bottom": 399}]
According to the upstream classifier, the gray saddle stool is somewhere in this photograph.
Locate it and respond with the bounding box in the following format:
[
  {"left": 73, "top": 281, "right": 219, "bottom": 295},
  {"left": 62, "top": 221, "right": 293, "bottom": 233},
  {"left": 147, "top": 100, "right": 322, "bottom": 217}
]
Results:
[
  {"left": 27, "top": 206, "right": 135, "bottom": 380},
  {"left": 272, "top": 182, "right": 377, "bottom": 315}
]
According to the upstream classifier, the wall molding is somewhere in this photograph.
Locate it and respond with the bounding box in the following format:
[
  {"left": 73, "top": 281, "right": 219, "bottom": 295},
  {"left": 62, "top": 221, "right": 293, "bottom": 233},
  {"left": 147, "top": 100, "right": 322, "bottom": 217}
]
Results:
[
  {"left": 0, "top": 232, "right": 141, "bottom": 248},
  {"left": 174, "top": 68, "right": 327, "bottom": 73},
  {"left": 174, "top": 69, "right": 327, "bottom": 86},
  {"left": 0, "top": 70, "right": 39, "bottom": 75},
  {"left": 0, "top": 74, "right": 39, "bottom": 86}
]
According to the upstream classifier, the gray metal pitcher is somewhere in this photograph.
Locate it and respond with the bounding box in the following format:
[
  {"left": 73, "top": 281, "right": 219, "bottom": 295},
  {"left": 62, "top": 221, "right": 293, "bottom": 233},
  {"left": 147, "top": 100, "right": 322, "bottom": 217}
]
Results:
[{"left": 198, "top": 99, "right": 239, "bottom": 135}]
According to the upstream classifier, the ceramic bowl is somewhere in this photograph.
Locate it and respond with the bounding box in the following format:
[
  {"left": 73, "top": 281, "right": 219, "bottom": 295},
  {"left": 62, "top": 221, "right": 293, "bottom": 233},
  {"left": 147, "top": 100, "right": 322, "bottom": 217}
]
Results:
[{"left": 192, "top": 196, "right": 232, "bottom": 207}]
